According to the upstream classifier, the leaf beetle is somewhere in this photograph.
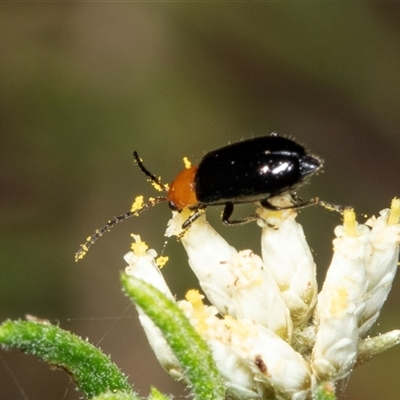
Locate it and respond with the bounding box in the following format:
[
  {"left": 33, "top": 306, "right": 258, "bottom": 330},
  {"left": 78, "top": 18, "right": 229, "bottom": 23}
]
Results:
[{"left": 76, "top": 133, "right": 322, "bottom": 260}]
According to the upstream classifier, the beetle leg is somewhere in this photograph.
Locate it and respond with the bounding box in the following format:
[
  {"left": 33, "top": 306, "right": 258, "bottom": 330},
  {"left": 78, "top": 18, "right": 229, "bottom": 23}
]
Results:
[
  {"left": 260, "top": 197, "right": 319, "bottom": 211},
  {"left": 221, "top": 202, "right": 258, "bottom": 225},
  {"left": 181, "top": 207, "right": 207, "bottom": 230}
]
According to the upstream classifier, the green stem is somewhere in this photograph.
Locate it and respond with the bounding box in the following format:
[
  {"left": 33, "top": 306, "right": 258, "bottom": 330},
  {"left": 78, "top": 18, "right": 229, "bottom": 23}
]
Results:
[
  {"left": 0, "top": 320, "right": 135, "bottom": 399},
  {"left": 121, "top": 274, "right": 226, "bottom": 400}
]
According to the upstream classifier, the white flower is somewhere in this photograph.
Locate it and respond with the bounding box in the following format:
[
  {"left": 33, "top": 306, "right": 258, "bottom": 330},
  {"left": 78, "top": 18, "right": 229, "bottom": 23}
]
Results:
[
  {"left": 257, "top": 194, "right": 317, "bottom": 327},
  {"left": 226, "top": 250, "right": 292, "bottom": 342},
  {"left": 166, "top": 209, "right": 292, "bottom": 341},
  {"left": 311, "top": 209, "right": 370, "bottom": 381},
  {"left": 179, "top": 290, "right": 260, "bottom": 399},
  {"left": 359, "top": 199, "right": 400, "bottom": 336},
  {"left": 126, "top": 198, "right": 400, "bottom": 399},
  {"left": 166, "top": 209, "right": 238, "bottom": 317},
  {"left": 124, "top": 235, "right": 183, "bottom": 380},
  {"left": 225, "top": 317, "right": 312, "bottom": 400}
]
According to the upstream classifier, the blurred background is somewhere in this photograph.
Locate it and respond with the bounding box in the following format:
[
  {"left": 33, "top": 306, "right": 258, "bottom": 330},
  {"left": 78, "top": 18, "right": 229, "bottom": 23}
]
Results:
[{"left": 1, "top": 3, "right": 400, "bottom": 399}]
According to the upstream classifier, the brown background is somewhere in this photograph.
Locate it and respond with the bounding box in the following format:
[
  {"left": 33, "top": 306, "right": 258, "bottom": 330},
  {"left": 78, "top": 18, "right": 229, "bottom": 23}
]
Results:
[{"left": 1, "top": 3, "right": 400, "bottom": 400}]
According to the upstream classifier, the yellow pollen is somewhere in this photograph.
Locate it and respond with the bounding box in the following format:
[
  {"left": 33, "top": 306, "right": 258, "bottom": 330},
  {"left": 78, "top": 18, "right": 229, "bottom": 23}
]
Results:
[
  {"left": 223, "top": 315, "right": 249, "bottom": 338},
  {"left": 156, "top": 256, "right": 169, "bottom": 268},
  {"left": 256, "top": 205, "right": 285, "bottom": 221},
  {"left": 185, "top": 290, "right": 208, "bottom": 333},
  {"left": 130, "top": 234, "right": 148, "bottom": 256},
  {"left": 266, "top": 210, "right": 283, "bottom": 219},
  {"left": 343, "top": 208, "right": 357, "bottom": 237},
  {"left": 131, "top": 196, "right": 144, "bottom": 214},
  {"left": 330, "top": 287, "right": 349, "bottom": 316},
  {"left": 151, "top": 179, "right": 166, "bottom": 192},
  {"left": 183, "top": 157, "right": 192, "bottom": 169},
  {"left": 388, "top": 198, "right": 400, "bottom": 225},
  {"left": 75, "top": 250, "right": 86, "bottom": 261}
]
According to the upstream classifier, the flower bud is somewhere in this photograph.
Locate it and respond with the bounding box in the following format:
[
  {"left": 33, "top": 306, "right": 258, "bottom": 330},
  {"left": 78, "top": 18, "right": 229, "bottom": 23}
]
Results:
[
  {"left": 166, "top": 210, "right": 238, "bottom": 316},
  {"left": 258, "top": 195, "right": 317, "bottom": 327},
  {"left": 312, "top": 209, "right": 369, "bottom": 380},
  {"left": 179, "top": 291, "right": 260, "bottom": 399},
  {"left": 227, "top": 250, "right": 292, "bottom": 341},
  {"left": 124, "top": 235, "right": 182, "bottom": 379},
  {"left": 359, "top": 199, "right": 400, "bottom": 336},
  {"left": 226, "top": 317, "right": 312, "bottom": 400}
]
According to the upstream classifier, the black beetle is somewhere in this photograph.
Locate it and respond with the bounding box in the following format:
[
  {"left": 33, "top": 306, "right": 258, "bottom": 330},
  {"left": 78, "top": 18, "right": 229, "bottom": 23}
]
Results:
[{"left": 76, "top": 133, "right": 322, "bottom": 260}]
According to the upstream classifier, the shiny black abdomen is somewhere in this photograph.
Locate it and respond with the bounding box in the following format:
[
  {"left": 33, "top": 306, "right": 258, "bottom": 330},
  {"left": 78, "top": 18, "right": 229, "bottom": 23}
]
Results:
[{"left": 195, "top": 135, "right": 321, "bottom": 205}]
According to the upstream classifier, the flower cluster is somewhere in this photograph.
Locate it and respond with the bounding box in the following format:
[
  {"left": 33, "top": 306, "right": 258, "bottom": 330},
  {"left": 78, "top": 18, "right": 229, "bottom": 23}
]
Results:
[{"left": 124, "top": 196, "right": 400, "bottom": 400}]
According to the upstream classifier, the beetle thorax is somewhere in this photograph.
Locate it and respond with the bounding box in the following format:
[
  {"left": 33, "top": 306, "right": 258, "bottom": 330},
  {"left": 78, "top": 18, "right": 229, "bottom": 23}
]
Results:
[{"left": 168, "top": 166, "right": 199, "bottom": 210}]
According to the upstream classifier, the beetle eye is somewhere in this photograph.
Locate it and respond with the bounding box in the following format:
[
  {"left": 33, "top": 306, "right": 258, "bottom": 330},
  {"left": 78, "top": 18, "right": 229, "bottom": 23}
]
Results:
[{"left": 168, "top": 201, "right": 178, "bottom": 211}]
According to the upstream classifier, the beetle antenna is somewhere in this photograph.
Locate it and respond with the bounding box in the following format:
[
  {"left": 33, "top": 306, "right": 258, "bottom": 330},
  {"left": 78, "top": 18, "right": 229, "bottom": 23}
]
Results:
[
  {"left": 75, "top": 196, "right": 168, "bottom": 262},
  {"left": 133, "top": 151, "right": 169, "bottom": 192},
  {"left": 318, "top": 200, "right": 349, "bottom": 214}
]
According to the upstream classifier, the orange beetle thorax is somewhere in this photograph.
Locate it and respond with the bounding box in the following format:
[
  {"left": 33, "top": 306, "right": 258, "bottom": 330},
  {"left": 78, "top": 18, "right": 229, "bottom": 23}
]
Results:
[{"left": 167, "top": 165, "right": 199, "bottom": 210}]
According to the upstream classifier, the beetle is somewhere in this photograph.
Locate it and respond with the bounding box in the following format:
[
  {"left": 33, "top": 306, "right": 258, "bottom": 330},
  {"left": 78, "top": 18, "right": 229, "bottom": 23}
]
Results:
[{"left": 75, "top": 133, "right": 322, "bottom": 261}]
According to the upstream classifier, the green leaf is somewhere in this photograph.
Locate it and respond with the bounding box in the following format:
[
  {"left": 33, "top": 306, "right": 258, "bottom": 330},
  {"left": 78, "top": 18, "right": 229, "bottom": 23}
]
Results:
[
  {"left": 0, "top": 320, "right": 134, "bottom": 399},
  {"left": 121, "top": 274, "right": 226, "bottom": 400}
]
